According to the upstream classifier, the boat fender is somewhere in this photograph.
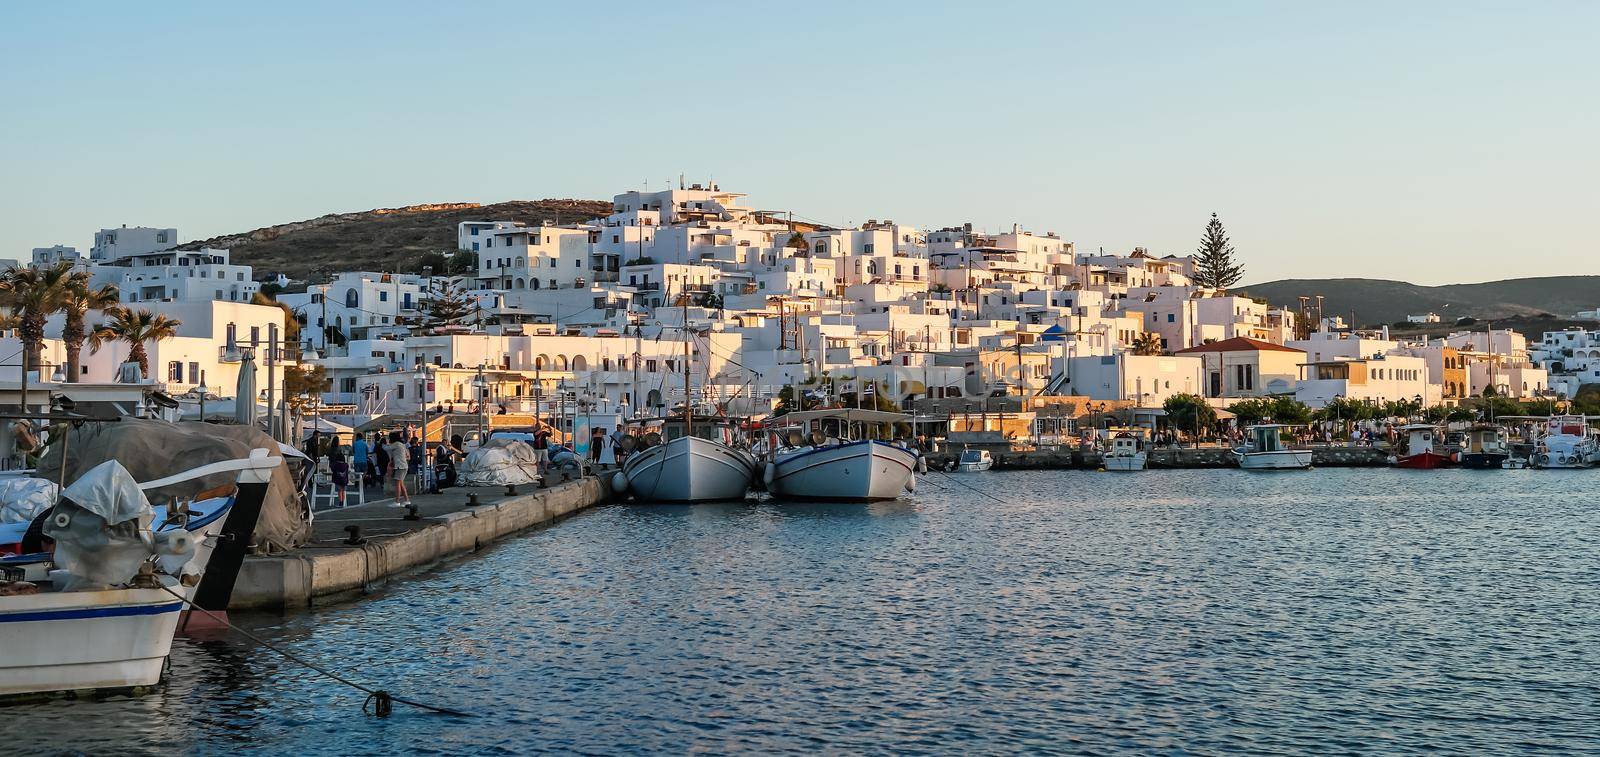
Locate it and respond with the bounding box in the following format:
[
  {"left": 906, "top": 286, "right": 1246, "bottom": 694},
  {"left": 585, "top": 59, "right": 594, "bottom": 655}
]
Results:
[
  {"left": 905, "top": 474, "right": 916, "bottom": 493},
  {"left": 157, "top": 529, "right": 196, "bottom": 556},
  {"left": 916, "top": 456, "right": 928, "bottom": 474},
  {"left": 1537, "top": 453, "right": 1549, "bottom": 466},
  {"left": 762, "top": 462, "right": 776, "bottom": 489},
  {"left": 611, "top": 471, "right": 628, "bottom": 493}
]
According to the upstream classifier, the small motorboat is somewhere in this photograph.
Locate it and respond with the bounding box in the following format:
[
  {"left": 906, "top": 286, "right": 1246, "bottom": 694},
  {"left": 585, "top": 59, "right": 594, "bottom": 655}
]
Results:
[
  {"left": 1393, "top": 424, "right": 1456, "bottom": 469},
  {"left": 956, "top": 448, "right": 994, "bottom": 472},
  {"left": 0, "top": 449, "right": 279, "bottom": 701},
  {"left": 1102, "top": 431, "right": 1147, "bottom": 472},
  {"left": 1234, "top": 424, "right": 1313, "bottom": 470},
  {"left": 1460, "top": 424, "right": 1511, "bottom": 469}
]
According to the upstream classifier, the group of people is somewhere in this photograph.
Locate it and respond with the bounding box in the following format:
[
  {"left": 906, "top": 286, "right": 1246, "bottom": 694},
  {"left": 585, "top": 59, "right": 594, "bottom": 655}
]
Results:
[{"left": 319, "top": 430, "right": 469, "bottom": 508}]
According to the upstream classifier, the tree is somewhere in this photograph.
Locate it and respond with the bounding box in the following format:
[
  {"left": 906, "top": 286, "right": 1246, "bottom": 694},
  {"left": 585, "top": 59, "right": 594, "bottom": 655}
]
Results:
[
  {"left": 1192, "top": 212, "right": 1244, "bottom": 291},
  {"left": 250, "top": 292, "right": 301, "bottom": 344},
  {"left": 787, "top": 232, "right": 809, "bottom": 251},
  {"left": 0, "top": 262, "right": 74, "bottom": 383},
  {"left": 88, "top": 308, "right": 182, "bottom": 378},
  {"left": 421, "top": 279, "right": 474, "bottom": 330},
  {"left": 414, "top": 252, "right": 451, "bottom": 276},
  {"left": 1131, "top": 332, "right": 1164, "bottom": 356},
  {"left": 283, "top": 364, "right": 330, "bottom": 411},
  {"left": 61, "top": 274, "right": 120, "bottom": 383},
  {"left": 449, "top": 250, "right": 478, "bottom": 275},
  {"left": 1164, "top": 393, "right": 1218, "bottom": 437}
]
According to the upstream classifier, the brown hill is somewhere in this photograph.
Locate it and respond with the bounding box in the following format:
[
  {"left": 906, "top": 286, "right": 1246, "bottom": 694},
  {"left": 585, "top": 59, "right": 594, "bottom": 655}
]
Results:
[{"left": 179, "top": 199, "right": 615, "bottom": 283}]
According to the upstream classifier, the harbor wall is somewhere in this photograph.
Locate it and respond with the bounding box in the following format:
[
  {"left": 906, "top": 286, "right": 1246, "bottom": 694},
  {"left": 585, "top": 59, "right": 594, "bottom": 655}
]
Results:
[
  {"left": 231, "top": 478, "right": 607, "bottom": 611},
  {"left": 927, "top": 446, "right": 1390, "bottom": 470}
]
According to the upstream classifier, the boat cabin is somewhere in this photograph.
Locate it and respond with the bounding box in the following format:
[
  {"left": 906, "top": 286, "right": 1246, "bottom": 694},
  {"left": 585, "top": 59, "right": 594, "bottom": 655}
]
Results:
[
  {"left": 1466, "top": 425, "right": 1508, "bottom": 454},
  {"left": 1398, "top": 424, "right": 1439, "bottom": 455},
  {"left": 1245, "top": 424, "right": 1293, "bottom": 453},
  {"left": 771, "top": 408, "right": 911, "bottom": 448},
  {"left": 958, "top": 448, "right": 992, "bottom": 467},
  {"left": 1107, "top": 432, "right": 1142, "bottom": 457}
]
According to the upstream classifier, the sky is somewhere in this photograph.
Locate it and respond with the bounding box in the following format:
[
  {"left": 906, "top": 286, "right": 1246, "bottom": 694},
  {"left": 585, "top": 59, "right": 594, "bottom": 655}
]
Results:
[{"left": 2, "top": 1, "right": 1596, "bottom": 285}]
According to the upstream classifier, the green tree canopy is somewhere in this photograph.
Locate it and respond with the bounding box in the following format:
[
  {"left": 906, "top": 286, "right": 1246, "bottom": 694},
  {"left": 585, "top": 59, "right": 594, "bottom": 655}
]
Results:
[{"left": 1192, "top": 213, "right": 1244, "bottom": 290}]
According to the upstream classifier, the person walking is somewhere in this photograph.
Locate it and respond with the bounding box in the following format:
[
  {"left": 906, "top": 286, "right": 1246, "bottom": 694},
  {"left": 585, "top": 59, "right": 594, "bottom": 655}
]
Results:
[
  {"left": 590, "top": 426, "right": 606, "bottom": 467},
  {"left": 351, "top": 433, "right": 370, "bottom": 491},
  {"left": 532, "top": 428, "right": 552, "bottom": 474},
  {"left": 328, "top": 448, "right": 350, "bottom": 507},
  {"left": 384, "top": 431, "right": 411, "bottom": 506},
  {"left": 373, "top": 435, "right": 390, "bottom": 491},
  {"left": 408, "top": 435, "right": 425, "bottom": 492}
]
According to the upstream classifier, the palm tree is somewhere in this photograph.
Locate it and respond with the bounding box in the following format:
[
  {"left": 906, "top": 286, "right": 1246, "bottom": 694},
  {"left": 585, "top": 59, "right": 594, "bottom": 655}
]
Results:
[
  {"left": 61, "top": 274, "right": 120, "bottom": 383},
  {"left": 0, "top": 262, "right": 75, "bottom": 383},
  {"left": 88, "top": 308, "right": 182, "bottom": 379},
  {"left": 1131, "top": 333, "right": 1164, "bottom": 356}
]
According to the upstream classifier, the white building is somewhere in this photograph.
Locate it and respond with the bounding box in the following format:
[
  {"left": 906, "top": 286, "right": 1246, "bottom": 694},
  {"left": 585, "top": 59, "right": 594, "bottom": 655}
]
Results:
[{"left": 91, "top": 226, "right": 177, "bottom": 261}]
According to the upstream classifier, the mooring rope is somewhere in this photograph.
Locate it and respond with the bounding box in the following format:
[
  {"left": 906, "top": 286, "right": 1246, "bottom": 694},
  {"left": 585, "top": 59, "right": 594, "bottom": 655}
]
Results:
[{"left": 156, "top": 583, "right": 473, "bottom": 718}]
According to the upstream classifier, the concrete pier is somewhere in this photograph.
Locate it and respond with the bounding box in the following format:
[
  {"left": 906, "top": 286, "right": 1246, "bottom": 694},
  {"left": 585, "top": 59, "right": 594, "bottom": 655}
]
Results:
[
  {"left": 927, "top": 445, "right": 1391, "bottom": 470},
  {"left": 231, "top": 477, "right": 608, "bottom": 611}
]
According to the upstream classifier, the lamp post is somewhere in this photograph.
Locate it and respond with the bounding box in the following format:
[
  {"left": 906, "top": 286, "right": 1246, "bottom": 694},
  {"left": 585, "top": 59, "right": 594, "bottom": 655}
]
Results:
[
  {"left": 195, "top": 381, "right": 210, "bottom": 423},
  {"left": 472, "top": 365, "right": 488, "bottom": 444}
]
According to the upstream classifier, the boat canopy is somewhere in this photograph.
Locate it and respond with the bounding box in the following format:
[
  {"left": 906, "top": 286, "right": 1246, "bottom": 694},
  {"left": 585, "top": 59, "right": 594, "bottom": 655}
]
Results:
[{"left": 778, "top": 408, "right": 910, "bottom": 424}]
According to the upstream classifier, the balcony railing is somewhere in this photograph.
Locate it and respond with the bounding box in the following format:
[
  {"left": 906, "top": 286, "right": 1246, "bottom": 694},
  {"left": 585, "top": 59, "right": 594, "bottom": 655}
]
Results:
[{"left": 219, "top": 342, "right": 302, "bottom": 363}]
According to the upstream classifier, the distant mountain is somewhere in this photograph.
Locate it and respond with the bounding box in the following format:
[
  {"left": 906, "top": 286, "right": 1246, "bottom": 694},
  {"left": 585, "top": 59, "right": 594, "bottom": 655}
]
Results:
[
  {"left": 1237, "top": 276, "right": 1600, "bottom": 327},
  {"left": 180, "top": 199, "right": 615, "bottom": 283}
]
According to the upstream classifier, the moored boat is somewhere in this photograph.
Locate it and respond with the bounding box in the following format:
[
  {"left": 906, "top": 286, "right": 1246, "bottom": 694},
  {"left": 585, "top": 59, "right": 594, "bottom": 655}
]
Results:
[
  {"left": 614, "top": 412, "right": 758, "bottom": 502},
  {"left": 955, "top": 448, "right": 994, "bottom": 472},
  {"left": 1234, "top": 424, "right": 1313, "bottom": 470},
  {"left": 1102, "top": 431, "right": 1147, "bottom": 472},
  {"left": 0, "top": 449, "right": 278, "bottom": 701},
  {"left": 1460, "top": 424, "right": 1511, "bottom": 469},
  {"left": 764, "top": 409, "right": 920, "bottom": 501},
  {"left": 1530, "top": 415, "right": 1596, "bottom": 469},
  {"left": 1393, "top": 424, "right": 1456, "bottom": 469}
]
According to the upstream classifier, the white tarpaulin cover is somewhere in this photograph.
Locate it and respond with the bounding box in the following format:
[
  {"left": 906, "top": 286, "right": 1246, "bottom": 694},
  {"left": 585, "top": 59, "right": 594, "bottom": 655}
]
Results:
[
  {"left": 42, "top": 460, "right": 156, "bottom": 589},
  {"left": 459, "top": 438, "right": 542, "bottom": 487},
  {"left": 0, "top": 477, "right": 58, "bottom": 525}
]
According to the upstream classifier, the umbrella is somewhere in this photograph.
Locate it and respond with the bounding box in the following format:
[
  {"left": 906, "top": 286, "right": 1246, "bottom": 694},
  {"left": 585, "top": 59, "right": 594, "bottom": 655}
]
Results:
[{"left": 234, "top": 351, "right": 258, "bottom": 426}]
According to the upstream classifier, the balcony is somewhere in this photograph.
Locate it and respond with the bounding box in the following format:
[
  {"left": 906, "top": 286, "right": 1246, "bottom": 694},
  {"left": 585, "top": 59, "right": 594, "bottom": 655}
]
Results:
[{"left": 219, "top": 342, "right": 302, "bottom": 363}]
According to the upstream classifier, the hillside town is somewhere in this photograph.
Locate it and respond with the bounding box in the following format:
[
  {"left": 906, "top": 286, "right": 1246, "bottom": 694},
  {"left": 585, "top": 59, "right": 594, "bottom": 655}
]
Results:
[{"left": 6, "top": 183, "right": 1595, "bottom": 453}]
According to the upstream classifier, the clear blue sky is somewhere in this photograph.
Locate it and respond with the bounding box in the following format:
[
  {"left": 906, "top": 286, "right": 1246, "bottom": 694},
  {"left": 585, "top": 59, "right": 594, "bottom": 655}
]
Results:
[{"left": 3, "top": 1, "right": 1596, "bottom": 285}]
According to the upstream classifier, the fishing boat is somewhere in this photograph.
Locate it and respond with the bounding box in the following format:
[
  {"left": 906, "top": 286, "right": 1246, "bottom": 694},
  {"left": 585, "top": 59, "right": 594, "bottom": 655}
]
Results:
[
  {"left": 1460, "top": 424, "right": 1511, "bottom": 469},
  {"left": 0, "top": 449, "right": 278, "bottom": 700},
  {"left": 764, "top": 409, "right": 921, "bottom": 501},
  {"left": 1102, "top": 431, "right": 1147, "bottom": 471},
  {"left": 614, "top": 415, "right": 758, "bottom": 502},
  {"left": 1234, "top": 424, "right": 1313, "bottom": 470},
  {"left": 1530, "top": 415, "right": 1596, "bottom": 469},
  {"left": 1393, "top": 424, "right": 1456, "bottom": 469},
  {"left": 955, "top": 448, "right": 994, "bottom": 472}
]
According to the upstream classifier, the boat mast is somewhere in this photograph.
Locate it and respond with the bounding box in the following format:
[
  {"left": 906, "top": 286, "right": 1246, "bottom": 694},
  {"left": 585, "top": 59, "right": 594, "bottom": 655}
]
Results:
[{"left": 683, "top": 284, "right": 692, "bottom": 438}]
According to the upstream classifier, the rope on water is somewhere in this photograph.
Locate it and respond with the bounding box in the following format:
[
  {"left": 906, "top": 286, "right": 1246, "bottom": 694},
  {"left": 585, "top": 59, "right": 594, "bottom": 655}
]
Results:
[
  {"left": 156, "top": 584, "right": 474, "bottom": 718},
  {"left": 924, "top": 466, "right": 1011, "bottom": 505}
]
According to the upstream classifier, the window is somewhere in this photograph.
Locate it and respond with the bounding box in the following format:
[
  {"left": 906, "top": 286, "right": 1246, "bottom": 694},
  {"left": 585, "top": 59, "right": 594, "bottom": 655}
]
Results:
[
  {"left": 397, "top": 383, "right": 404, "bottom": 399},
  {"left": 1167, "top": 314, "right": 1175, "bottom": 323},
  {"left": 168, "top": 362, "right": 183, "bottom": 381},
  {"left": 250, "top": 326, "right": 260, "bottom": 344},
  {"left": 379, "top": 291, "right": 388, "bottom": 302},
  {"left": 188, "top": 362, "right": 200, "bottom": 383}
]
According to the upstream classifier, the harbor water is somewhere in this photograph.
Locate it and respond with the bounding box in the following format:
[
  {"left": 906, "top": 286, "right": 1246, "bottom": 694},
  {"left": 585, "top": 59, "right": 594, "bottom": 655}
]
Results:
[{"left": 10, "top": 468, "right": 1600, "bottom": 754}]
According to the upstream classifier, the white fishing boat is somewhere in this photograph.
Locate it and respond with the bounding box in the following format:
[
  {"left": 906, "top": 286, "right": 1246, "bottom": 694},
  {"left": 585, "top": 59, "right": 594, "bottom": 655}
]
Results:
[
  {"left": 0, "top": 450, "right": 278, "bottom": 701},
  {"left": 1530, "top": 415, "right": 1596, "bottom": 469},
  {"left": 764, "top": 409, "right": 921, "bottom": 501},
  {"left": 1102, "top": 431, "right": 1147, "bottom": 471},
  {"left": 1234, "top": 424, "right": 1313, "bottom": 470},
  {"left": 956, "top": 448, "right": 994, "bottom": 472},
  {"left": 615, "top": 421, "right": 759, "bottom": 502}
]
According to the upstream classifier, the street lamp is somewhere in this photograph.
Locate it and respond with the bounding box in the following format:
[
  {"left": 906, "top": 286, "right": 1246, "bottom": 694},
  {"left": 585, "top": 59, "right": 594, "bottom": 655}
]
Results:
[{"left": 194, "top": 381, "right": 210, "bottom": 423}]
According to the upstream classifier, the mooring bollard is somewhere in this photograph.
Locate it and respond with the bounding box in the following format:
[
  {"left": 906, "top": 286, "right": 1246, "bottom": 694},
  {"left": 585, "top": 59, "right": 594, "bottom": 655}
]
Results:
[
  {"left": 403, "top": 504, "right": 421, "bottom": 521},
  {"left": 505, "top": 484, "right": 518, "bottom": 496},
  {"left": 344, "top": 525, "right": 366, "bottom": 545},
  {"left": 466, "top": 492, "right": 480, "bottom": 507}
]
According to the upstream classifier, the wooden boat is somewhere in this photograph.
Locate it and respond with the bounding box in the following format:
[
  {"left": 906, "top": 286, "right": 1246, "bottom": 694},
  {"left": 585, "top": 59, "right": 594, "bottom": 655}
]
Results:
[
  {"left": 1393, "top": 424, "right": 1456, "bottom": 469},
  {"left": 764, "top": 409, "right": 920, "bottom": 501},
  {"left": 1234, "top": 424, "right": 1313, "bottom": 470},
  {"left": 956, "top": 448, "right": 994, "bottom": 472},
  {"left": 1103, "top": 431, "right": 1147, "bottom": 471},
  {"left": 1460, "top": 424, "right": 1510, "bottom": 469}
]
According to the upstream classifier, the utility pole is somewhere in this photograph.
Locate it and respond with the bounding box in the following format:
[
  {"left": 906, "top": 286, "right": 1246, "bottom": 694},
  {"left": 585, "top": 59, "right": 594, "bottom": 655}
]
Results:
[{"left": 265, "top": 323, "right": 279, "bottom": 442}]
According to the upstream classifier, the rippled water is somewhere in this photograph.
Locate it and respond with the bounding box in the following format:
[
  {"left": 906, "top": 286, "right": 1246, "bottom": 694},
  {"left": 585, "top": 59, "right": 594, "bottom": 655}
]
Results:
[{"left": 10, "top": 469, "right": 1600, "bottom": 755}]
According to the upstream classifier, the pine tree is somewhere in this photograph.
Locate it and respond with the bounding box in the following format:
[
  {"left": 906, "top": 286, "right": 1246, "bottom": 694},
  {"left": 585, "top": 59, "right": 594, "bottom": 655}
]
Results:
[
  {"left": 1192, "top": 212, "right": 1244, "bottom": 291},
  {"left": 422, "top": 279, "right": 474, "bottom": 330}
]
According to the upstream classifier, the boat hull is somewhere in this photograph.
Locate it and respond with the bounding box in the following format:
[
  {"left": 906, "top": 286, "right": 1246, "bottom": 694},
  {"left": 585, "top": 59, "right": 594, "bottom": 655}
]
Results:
[
  {"left": 1103, "top": 453, "right": 1147, "bottom": 471},
  {"left": 1460, "top": 452, "right": 1509, "bottom": 469},
  {"left": 769, "top": 441, "right": 918, "bottom": 501},
  {"left": 1396, "top": 451, "right": 1456, "bottom": 469},
  {"left": 956, "top": 461, "right": 993, "bottom": 472},
  {"left": 0, "top": 587, "right": 187, "bottom": 699},
  {"left": 1236, "top": 449, "right": 1313, "bottom": 470},
  {"left": 621, "top": 436, "right": 756, "bottom": 502}
]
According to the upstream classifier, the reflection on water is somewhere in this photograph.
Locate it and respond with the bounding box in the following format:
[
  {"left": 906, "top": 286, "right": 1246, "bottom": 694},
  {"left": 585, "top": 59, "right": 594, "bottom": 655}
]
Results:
[{"left": 8, "top": 468, "right": 1600, "bottom": 755}]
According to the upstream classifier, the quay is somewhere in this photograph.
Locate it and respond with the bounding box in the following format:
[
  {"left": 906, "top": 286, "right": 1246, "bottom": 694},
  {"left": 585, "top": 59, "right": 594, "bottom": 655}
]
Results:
[
  {"left": 231, "top": 476, "right": 609, "bottom": 611},
  {"left": 926, "top": 445, "right": 1390, "bottom": 470}
]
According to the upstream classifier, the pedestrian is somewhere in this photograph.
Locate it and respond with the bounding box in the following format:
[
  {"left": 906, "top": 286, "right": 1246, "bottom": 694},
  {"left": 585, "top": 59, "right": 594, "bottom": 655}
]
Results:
[
  {"left": 610, "top": 426, "right": 629, "bottom": 467},
  {"left": 373, "top": 435, "right": 390, "bottom": 490},
  {"left": 532, "top": 428, "right": 552, "bottom": 473},
  {"left": 408, "top": 436, "right": 424, "bottom": 491},
  {"left": 384, "top": 431, "right": 411, "bottom": 505},
  {"left": 328, "top": 449, "right": 349, "bottom": 507},
  {"left": 590, "top": 426, "right": 606, "bottom": 466},
  {"left": 351, "top": 433, "right": 370, "bottom": 491}
]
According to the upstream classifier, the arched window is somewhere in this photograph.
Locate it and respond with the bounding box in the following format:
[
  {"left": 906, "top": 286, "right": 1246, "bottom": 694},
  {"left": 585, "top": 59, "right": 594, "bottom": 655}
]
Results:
[
  {"left": 514, "top": 277, "right": 525, "bottom": 289},
  {"left": 572, "top": 355, "right": 588, "bottom": 371},
  {"left": 556, "top": 355, "right": 569, "bottom": 370},
  {"left": 602, "top": 358, "right": 612, "bottom": 371},
  {"left": 531, "top": 278, "right": 540, "bottom": 290},
  {"left": 535, "top": 354, "right": 549, "bottom": 370},
  {"left": 344, "top": 289, "right": 359, "bottom": 308}
]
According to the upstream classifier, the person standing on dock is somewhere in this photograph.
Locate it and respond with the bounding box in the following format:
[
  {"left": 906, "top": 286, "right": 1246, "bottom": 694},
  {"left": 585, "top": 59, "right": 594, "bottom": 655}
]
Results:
[
  {"left": 590, "top": 426, "right": 606, "bottom": 467},
  {"left": 351, "top": 433, "right": 370, "bottom": 490},
  {"left": 385, "top": 431, "right": 411, "bottom": 506}
]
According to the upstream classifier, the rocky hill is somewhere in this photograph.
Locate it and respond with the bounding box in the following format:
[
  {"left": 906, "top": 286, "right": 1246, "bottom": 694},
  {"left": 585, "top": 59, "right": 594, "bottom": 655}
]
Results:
[
  {"left": 1238, "top": 276, "right": 1600, "bottom": 328},
  {"left": 180, "top": 199, "right": 615, "bottom": 283}
]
